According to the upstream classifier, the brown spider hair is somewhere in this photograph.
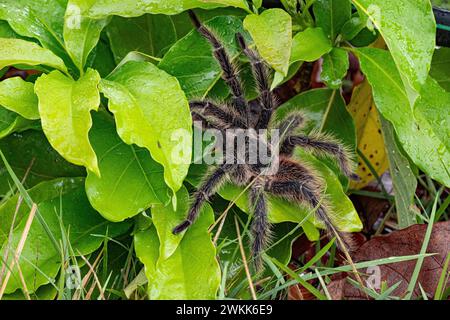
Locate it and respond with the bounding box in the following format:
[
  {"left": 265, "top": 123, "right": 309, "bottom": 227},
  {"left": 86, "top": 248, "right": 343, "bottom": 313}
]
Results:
[{"left": 173, "top": 11, "right": 357, "bottom": 271}]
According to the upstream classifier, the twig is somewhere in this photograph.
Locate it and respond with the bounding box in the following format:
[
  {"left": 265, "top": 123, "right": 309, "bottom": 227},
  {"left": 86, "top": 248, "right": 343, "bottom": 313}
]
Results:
[{"left": 234, "top": 215, "right": 257, "bottom": 300}]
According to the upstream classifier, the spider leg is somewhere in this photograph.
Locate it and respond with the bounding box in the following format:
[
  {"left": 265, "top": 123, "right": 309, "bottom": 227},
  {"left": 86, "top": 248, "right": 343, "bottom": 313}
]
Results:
[
  {"left": 173, "top": 164, "right": 232, "bottom": 234},
  {"left": 236, "top": 33, "right": 276, "bottom": 129},
  {"left": 277, "top": 112, "right": 305, "bottom": 139},
  {"left": 192, "top": 111, "right": 228, "bottom": 131},
  {"left": 265, "top": 158, "right": 353, "bottom": 250},
  {"left": 249, "top": 182, "right": 272, "bottom": 271},
  {"left": 188, "top": 11, "right": 248, "bottom": 122},
  {"left": 280, "top": 132, "right": 358, "bottom": 180},
  {"left": 190, "top": 100, "right": 247, "bottom": 129}
]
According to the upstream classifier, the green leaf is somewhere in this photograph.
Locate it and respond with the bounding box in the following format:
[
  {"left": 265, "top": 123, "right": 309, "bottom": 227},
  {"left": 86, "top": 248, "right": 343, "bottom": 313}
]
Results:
[
  {"left": 151, "top": 186, "right": 189, "bottom": 261},
  {"left": 243, "top": 8, "right": 292, "bottom": 75},
  {"left": 63, "top": 0, "right": 108, "bottom": 71},
  {"left": 0, "top": 178, "right": 131, "bottom": 294},
  {"left": 313, "top": 0, "right": 352, "bottom": 41},
  {"left": 88, "top": 35, "right": 116, "bottom": 78},
  {"left": 0, "top": 77, "right": 39, "bottom": 120},
  {"left": 2, "top": 284, "right": 57, "bottom": 300},
  {"left": 253, "top": 0, "right": 263, "bottom": 10},
  {"left": 168, "top": 8, "right": 248, "bottom": 40},
  {"left": 194, "top": 0, "right": 249, "bottom": 11},
  {"left": 341, "top": 14, "right": 366, "bottom": 41},
  {"left": 100, "top": 61, "right": 192, "bottom": 195},
  {"left": 321, "top": 48, "right": 349, "bottom": 89},
  {"left": 0, "top": 20, "right": 22, "bottom": 39},
  {"left": 356, "top": 48, "right": 450, "bottom": 187},
  {"left": 159, "top": 15, "right": 251, "bottom": 99},
  {"left": 415, "top": 78, "right": 450, "bottom": 161},
  {"left": 379, "top": 116, "right": 417, "bottom": 228},
  {"left": 0, "top": 38, "right": 68, "bottom": 74},
  {"left": 35, "top": 68, "right": 101, "bottom": 176},
  {"left": 135, "top": 187, "right": 220, "bottom": 299},
  {"left": 218, "top": 182, "right": 319, "bottom": 240},
  {"left": 106, "top": 14, "right": 177, "bottom": 64},
  {"left": 83, "top": 0, "right": 235, "bottom": 18},
  {"left": 0, "top": 107, "right": 36, "bottom": 139},
  {"left": 352, "top": 0, "right": 436, "bottom": 102},
  {"left": 290, "top": 27, "right": 332, "bottom": 63},
  {"left": 0, "top": 0, "right": 74, "bottom": 70},
  {"left": 85, "top": 112, "right": 171, "bottom": 222},
  {"left": 430, "top": 47, "right": 450, "bottom": 92},
  {"left": 0, "top": 130, "right": 85, "bottom": 195}
]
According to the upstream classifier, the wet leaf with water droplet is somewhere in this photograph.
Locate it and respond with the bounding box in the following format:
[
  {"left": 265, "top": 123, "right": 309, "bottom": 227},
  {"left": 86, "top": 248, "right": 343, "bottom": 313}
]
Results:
[
  {"left": 85, "top": 112, "right": 171, "bottom": 222},
  {"left": 159, "top": 15, "right": 252, "bottom": 99},
  {"left": 290, "top": 27, "right": 332, "bottom": 63},
  {"left": 352, "top": 0, "right": 436, "bottom": 103},
  {"left": 35, "top": 68, "right": 101, "bottom": 176},
  {"left": 0, "top": 77, "right": 39, "bottom": 120},
  {"left": 63, "top": 0, "right": 108, "bottom": 72},
  {"left": 321, "top": 48, "right": 349, "bottom": 89},
  {"left": 0, "top": 0, "right": 74, "bottom": 70},
  {"left": 357, "top": 48, "right": 450, "bottom": 187},
  {"left": 313, "top": 0, "right": 352, "bottom": 41},
  {"left": 243, "top": 8, "right": 292, "bottom": 76},
  {"left": 100, "top": 61, "right": 192, "bottom": 196},
  {"left": 0, "top": 38, "right": 67, "bottom": 74}
]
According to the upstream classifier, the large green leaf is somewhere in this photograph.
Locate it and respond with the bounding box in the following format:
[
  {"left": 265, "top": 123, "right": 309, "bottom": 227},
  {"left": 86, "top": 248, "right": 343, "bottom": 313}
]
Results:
[
  {"left": 321, "top": 48, "right": 349, "bottom": 89},
  {"left": 352, "top": 0, "right": 435, "bottom": 102},
  {"left": 83, "top": 0, "right": 232, "bottom": 18},
  {"left": 0, "top": 0, "right": 74, "bottom": 70},
  {"left": 135, "top": 187, "right": 220, "bottom": 299},
  {"left": 85, "top": 112, "right": 171, "bottom": 222},
  {"left": 313, "top": 0, "right": 352, "bottom": 41},
  {"left": 356, "top": 48, "right": 450, "bottom": 187},
  {"left": 0, "top": 107, "right": 36, "bottom": 140},
  {"left": 35, "top": 68, "right": 101, "bottom": 176},
  {"left": 106, "top": 14, "right": 177, "bottom": 64},
  {"left": 0, "top": 178, "right": 131, "bottom": 294},
  {"left": 63, "top": 0, "right": 108, "bottom": 71},
  {"left": 0, "top": 77, "right": 39, "bottom": 120},
  {"left": 243, "top": 8, "right": 292, "bottom": 75},
  {"left": 0, "top": 130, "right": 85, "bottom": 196},
  {"left": 380, "top": 116, "right": 417, "bottom": 228},
  {"left": 100, "top": 61, "right": 192, "bottom": 196},
  {"left": 290, "top": 27, "right": 332, "bottom": 63},
  {"left": 0, "top": 38, "right": 67, "bottom": 73},
  {"left": 430, "top": 47, "right": 450, "bottom": 92},
  {"left": 159, "top": 16, "right": 251, "bottom": 99},
  {"left": 151, "top": 186, "right": 190, "bottom": 261}
]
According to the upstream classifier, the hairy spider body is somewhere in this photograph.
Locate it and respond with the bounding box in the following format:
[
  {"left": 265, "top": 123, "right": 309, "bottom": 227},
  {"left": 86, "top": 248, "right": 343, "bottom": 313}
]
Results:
[{"left": 173, "top": 11, "right": 357, "bottom": 271}]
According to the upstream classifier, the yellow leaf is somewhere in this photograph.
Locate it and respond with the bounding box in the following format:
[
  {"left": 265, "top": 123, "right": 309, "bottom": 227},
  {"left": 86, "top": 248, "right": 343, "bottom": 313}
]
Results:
[{"left": 348, "top": 80, "right": 388, "bottom": 189}]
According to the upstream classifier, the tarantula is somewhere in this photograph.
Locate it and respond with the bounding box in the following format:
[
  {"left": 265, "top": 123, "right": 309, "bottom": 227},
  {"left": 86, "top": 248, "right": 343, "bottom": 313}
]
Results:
[{"left": 173, "top": 11, "right": 357, "bottom": 270}]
